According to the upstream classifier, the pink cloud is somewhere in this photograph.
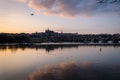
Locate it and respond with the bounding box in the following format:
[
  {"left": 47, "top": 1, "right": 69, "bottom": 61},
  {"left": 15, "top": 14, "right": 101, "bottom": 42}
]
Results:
[
  {"left": 16, "top": 0, "right": 27, "bottom": 3},
  {"left": 17, "top": 0, "right": 120, "bottom": 17}
]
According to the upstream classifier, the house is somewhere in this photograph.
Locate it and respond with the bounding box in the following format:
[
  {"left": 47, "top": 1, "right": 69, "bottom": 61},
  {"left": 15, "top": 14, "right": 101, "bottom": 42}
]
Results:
[{"left": 107, "top": 41, "right": 113, "bottom": 44}]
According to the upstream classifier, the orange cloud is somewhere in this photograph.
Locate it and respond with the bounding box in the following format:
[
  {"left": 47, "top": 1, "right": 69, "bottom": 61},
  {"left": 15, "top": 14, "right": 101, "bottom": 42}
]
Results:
[
  {"left": 29, "top": 61, "right": 94, "bottom": 80},
  {"left": 29, "top": 61, "right": 120, "bottom": 80},
  {"left": 16, "top": 0, "right": 27, "bottom": 3},
  {"left": 17, "top": 0, "right": 120, "bottom": 17}
]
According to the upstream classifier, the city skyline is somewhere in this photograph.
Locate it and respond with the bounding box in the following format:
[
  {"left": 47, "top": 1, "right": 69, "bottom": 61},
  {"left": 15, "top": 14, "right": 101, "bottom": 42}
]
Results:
[{"left": 0, "top": 0, "right": 120, "bottom": 34}]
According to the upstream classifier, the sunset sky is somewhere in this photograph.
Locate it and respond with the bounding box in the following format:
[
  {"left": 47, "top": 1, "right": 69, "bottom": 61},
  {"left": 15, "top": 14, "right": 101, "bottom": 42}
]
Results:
[{"left": 0, "top": 0, "right": 120, "bottom": 34}]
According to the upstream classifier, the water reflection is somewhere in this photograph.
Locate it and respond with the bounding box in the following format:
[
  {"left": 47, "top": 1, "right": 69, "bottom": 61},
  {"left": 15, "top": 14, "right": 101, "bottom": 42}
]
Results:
[
  {"left": 0, "top": 44, "right": 120, "bottom": 80},
  {"left": 0, "top": 44, "right": 120, "bottom": 53},
  {"left": 29, "top": 62, "right": 120, "bottom": 80},
  {"left": 100, "top": 48, "right": 102, "bottom": 52}
]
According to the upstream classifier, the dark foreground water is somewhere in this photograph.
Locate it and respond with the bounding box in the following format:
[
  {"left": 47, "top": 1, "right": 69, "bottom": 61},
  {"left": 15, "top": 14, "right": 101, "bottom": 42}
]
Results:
[{"left": 0, "top": 44, "right": 120, "bottom": 80}]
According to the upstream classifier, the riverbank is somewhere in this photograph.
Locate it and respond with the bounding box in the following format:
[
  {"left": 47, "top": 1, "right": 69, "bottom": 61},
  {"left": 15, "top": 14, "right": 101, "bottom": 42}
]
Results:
[{"left": 0, "top": 42, "right": 120, "bottom": 46}]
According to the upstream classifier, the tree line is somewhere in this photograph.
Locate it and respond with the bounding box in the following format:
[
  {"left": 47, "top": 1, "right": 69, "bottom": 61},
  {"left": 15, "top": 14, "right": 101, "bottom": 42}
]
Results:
[{"left": 0, "top": 33, "right": 120, "bottom": 43}]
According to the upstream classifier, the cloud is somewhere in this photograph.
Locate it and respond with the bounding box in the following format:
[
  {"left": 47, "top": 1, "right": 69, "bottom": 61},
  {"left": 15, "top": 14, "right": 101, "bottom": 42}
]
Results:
[
  {"left": 29, "top": 62, "right": 93, "bottom": 80},
  {"left": 29, "top": 61, "right": 120, "bottom": 80},
  {"left": 16, "top": 0, "right": 27, "bottom": 3},
  {"left": 18, "top": 0, "right": 120, "bottom": 17}
]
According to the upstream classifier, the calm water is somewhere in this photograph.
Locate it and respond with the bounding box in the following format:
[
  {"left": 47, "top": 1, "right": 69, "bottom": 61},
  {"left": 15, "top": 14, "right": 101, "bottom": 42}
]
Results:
[{"left": 0, "top": 44, "right": 120, "bottom": 80}]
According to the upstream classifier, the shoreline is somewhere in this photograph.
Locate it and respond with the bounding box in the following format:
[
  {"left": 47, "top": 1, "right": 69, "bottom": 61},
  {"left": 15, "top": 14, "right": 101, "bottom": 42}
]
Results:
[{"left": 0, "top": 42, "right": 120, "bottom": 46}]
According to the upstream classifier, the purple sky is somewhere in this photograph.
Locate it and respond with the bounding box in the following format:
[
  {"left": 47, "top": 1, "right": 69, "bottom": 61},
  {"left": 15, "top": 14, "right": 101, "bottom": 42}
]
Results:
[{"left": 0, "top": 0, "right": 120, "bottom": 33}]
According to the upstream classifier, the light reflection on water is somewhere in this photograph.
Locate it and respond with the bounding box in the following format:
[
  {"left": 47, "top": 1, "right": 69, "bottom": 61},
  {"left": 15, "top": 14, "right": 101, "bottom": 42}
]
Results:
[{"left": 0, "top": 44, "right": 120, "bottom": 80}]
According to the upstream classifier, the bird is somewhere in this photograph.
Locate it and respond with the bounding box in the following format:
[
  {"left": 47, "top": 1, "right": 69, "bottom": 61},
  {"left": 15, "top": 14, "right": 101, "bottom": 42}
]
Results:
[{"left": 31, "top": 13, "right": 34, "bottom": 16}]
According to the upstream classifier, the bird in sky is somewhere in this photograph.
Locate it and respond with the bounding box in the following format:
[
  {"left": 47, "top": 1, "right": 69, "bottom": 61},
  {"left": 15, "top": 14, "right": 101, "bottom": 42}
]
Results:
[{"left": 31, "top": 13, "right": 34, "bottom": 16}]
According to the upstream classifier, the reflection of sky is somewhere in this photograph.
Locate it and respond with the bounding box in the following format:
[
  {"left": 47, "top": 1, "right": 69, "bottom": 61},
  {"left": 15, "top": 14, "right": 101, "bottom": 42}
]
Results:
[
  {"left": 0, "top": 0, "right": 120, "bottom": 33},
  {"left": 29, "top": 61, "right": 120, "bottom": 80},
  {"left": 0, "top": 46, "right": 120, "bottom": 80}
]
